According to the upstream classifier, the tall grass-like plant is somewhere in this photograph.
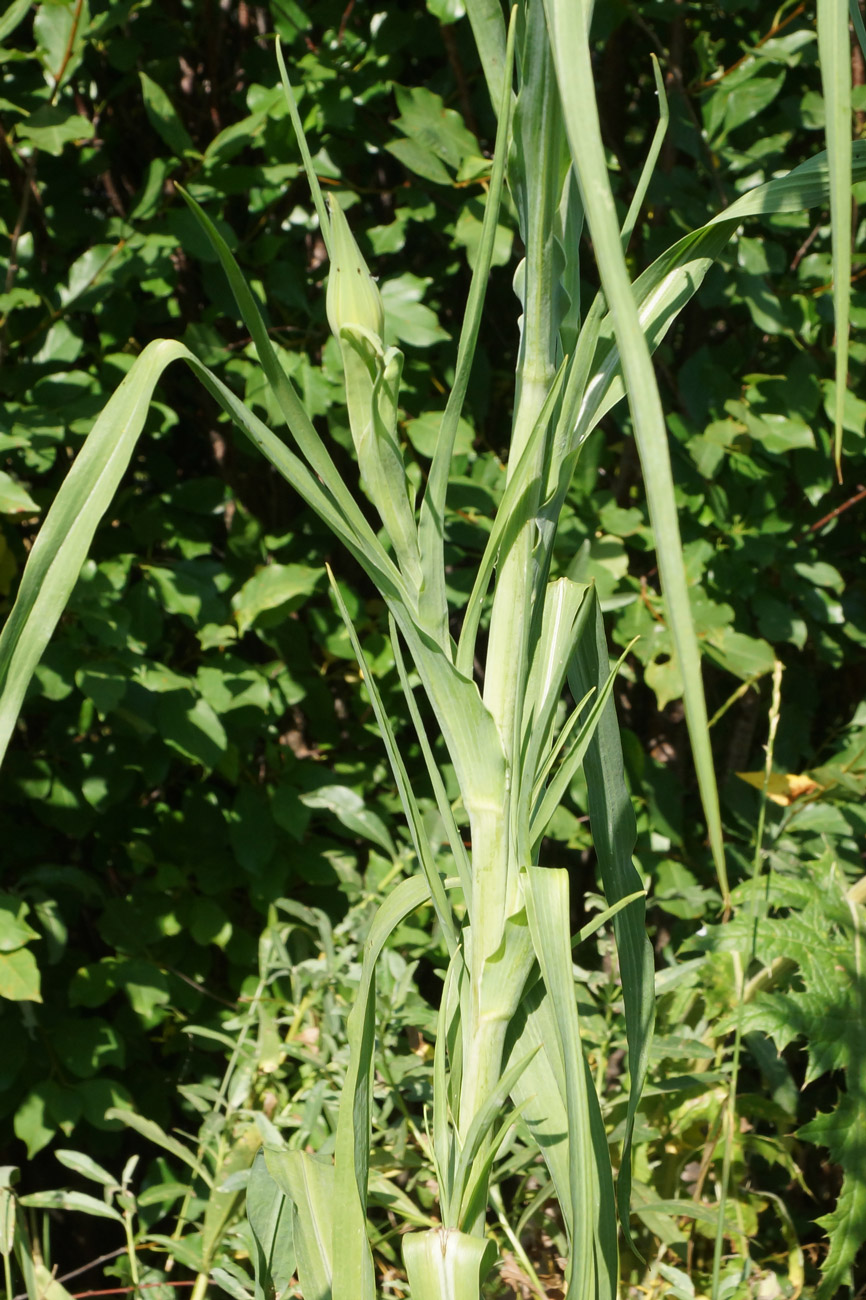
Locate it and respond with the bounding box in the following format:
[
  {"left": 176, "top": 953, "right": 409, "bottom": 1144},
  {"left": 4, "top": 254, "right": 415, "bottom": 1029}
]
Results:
[{"left": 0, "top": 3, "right": 859, "bottom": 1297}]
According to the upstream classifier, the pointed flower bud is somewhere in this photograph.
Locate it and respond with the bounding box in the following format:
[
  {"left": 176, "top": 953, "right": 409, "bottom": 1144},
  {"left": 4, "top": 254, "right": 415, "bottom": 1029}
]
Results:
[{"left": 325, "top": 194, "right": 385, "bottom": 342}]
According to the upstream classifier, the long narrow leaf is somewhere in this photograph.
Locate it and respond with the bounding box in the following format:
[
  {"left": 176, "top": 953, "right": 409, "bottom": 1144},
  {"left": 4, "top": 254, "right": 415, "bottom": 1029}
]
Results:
[
  {"left": 263, "top": 1149, "right": 333, "bottom": 1300},
  {"left": 462, "top": 0, "right": 509, "bottom": 121},
  {"left": 176, "top": 188, "right": 402, "bottom": 591},
  {"left": 417, "top": 10, "right": 516, "bottom": 650},
  {"left": 544, "top": 0, "right": 727, "bottom": 906},
  {"left": 530, "top": 636, "right": 636, "bottom": 853},
  {"left": 582, "top": 140, "right": 866, "bottom": 447},
  {"left": 327, "top": 575, "right": 458, "bottom": 953},
  {"left": 455, "top": 356, "right": 569, "bottom": 679},
  {"left": 451, "top": 1046, "right": 539, "bottom": 1229},
  {"left": 274, "top": 44, "right": 331, "bottom": 257},
  {"left": 390, "top": 617, "right": 472, "bottom": 899},
  {"left": 620, "top": 55, "right": 668, "bottom": 252},
  {"left": 331, "top": 873, "right": 438, "bottom": 1300},
  {"left": 0, "top": 338, "right": 187, "bottom": 767},
  {"left": 524, "top": 866, "right": 617, "bottom": 1300},
  {"left": 568, "top": 591, "right": 654, "bottom": 1255},
  {"left": 818, "top": 0, "right": 852, "bottom": 479}
]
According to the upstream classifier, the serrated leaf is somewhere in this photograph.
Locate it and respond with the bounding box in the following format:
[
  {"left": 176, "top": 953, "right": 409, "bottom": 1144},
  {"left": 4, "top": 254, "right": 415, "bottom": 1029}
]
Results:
[{"left": 799, "top": 1093, "right": 866, "bottom": 1298}]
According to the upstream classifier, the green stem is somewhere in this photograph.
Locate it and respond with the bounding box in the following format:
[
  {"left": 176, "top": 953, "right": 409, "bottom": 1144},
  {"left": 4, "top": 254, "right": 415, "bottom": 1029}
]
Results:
[
  {"left": 190, "top": 1271, "right": 210, "bottom": 1300},
  {"left": 123, "top": 1215, "right": 140, "bottom": 1292}
]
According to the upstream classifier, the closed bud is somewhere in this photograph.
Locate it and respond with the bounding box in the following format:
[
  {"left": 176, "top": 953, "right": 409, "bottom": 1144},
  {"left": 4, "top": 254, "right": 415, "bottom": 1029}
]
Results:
[{"left": 326, "top": 194, "right": 384, "bottom": 342}]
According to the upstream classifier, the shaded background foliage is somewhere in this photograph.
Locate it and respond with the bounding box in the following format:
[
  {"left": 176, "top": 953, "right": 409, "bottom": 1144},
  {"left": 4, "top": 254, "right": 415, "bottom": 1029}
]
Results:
[{"left": 1, "top": 0, "right": 865, "bottom": 1294}]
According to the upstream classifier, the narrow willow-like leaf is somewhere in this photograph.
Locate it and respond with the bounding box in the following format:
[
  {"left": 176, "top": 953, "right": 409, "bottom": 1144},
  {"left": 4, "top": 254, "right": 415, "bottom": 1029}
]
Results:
[
  {"left": 19, "top": 1190, "right": 123, "bottom": 1224},
  {"left": 105, "top": 1108, "right": 212, "bottom": 1186},
  {"left": 817, "top": 0, "right": 852, "bottom": 480}
]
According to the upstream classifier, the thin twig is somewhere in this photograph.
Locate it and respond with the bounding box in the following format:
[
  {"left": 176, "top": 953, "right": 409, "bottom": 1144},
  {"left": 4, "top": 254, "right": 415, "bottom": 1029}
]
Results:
[
  {"left": 800, "top": 483, "right": 866, "bottom": 536},
  {"left": 72, "top": 1285, "right": 197, "bottom": 1297},
  {"left": 696, "top": 3, "right": 807, "bottom": 89},
  {"left": 790, "top": 221, "right": 822, "bottom": 272},
  {"left": 48, "top": 0, "right": 85, "bottom": 104},
  {"left": 11, "top": 1249, "right": 127, "bottom": 1300}
]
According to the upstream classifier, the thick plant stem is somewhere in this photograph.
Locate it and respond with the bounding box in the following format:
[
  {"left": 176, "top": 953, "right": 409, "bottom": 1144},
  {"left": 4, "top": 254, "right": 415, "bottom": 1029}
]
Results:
[
  {"left": 457, "top": 814, "right": 533, "bottom": 1234},
  {"left": 484, "top": 4, "right": 561, "bottom": 771}
]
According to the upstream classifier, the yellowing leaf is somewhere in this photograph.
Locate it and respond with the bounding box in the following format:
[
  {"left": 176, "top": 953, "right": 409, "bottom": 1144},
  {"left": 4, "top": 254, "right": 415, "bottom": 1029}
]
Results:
[{"left": 735, "top": 771, "right": 823, "bottom": 805}]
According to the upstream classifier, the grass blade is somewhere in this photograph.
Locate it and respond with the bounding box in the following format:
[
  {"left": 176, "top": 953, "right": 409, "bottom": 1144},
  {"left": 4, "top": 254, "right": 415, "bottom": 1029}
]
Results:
[
  {"left": 176, "top": 187, "right": 401, "bottom": 589},
  {"left": 390, "top": 616, "right": 472, "bottom": 899},
  {"left": 417, "top": 9, "right": 516, "bottom": 650},
  {"left": 462, "top": 0, "right": 509, "bottom": 121},
  {"left": 327, "top": 575, "right": 458, "bottom": 953},
  {"left": 620, "top": 55, "right": 668, "bottom": 252},
  {"left": 0, "top": 339, "right": 187, "bottom": 767},
  {"left": 818, "top": 0, "right": 852, "bottom": 480},
  {"left": 262, "top": 1149, "right": 333, "bottom": 1300},
  {"left": 544, "top": 0, "right": 727, "bottom": 904},
  {"left": 524, "top": 866, "right": 617, "bottom": 1300},
  {"left": 568, "top": 590, "right": 654, "bottom": 1256},
  {"left": 331, "top": 873, "right": 438, "bottom": 1299}
]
